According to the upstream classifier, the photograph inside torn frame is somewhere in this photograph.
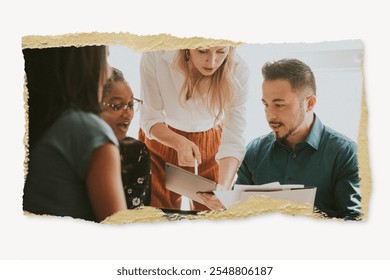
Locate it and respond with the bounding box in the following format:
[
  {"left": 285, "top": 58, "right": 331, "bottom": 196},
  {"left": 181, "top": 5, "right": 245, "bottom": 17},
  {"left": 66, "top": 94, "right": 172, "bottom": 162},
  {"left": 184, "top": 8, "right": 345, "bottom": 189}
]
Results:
[{"left": 22, "top": 35, "right": 367, "bottom": 223}]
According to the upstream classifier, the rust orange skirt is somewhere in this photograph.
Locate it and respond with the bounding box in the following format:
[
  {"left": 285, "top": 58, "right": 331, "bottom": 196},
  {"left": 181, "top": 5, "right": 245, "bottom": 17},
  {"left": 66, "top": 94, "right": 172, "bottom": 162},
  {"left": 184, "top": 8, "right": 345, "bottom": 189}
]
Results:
[{"left": 138, "top": 126, "right": 221, "bottom": 211}]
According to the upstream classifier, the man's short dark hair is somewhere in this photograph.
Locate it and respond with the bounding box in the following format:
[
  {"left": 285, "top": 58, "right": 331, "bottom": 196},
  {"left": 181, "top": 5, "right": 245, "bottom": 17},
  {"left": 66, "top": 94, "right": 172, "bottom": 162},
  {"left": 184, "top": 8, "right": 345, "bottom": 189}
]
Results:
[{"left": 262, "top": 58, "right": 316, "bottom": 98}]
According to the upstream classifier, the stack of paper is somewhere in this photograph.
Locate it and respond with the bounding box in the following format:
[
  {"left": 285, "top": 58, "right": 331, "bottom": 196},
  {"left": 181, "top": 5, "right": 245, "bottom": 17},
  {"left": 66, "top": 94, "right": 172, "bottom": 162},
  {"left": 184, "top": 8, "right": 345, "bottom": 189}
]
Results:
[{"left": 214, "top": 182, "right": 317, "bottom": 209}]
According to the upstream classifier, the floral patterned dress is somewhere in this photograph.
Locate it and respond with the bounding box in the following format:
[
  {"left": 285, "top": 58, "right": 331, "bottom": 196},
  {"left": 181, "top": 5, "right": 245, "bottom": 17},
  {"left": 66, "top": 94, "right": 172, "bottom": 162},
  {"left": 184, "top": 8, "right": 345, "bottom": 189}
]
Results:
[{"left": 119, "top": 137, "right": 151, "bottom": 209}]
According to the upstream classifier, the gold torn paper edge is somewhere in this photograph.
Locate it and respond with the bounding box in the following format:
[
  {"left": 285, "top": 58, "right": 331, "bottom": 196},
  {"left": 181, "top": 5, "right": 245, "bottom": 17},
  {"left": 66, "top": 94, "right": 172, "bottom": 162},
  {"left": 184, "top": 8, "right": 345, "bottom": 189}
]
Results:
[
  {"left": 103, "top": 196, "right": 323, "bottom": 225},
  {"left": 22, "top": 32, "right": 371, "bottom": 224}
]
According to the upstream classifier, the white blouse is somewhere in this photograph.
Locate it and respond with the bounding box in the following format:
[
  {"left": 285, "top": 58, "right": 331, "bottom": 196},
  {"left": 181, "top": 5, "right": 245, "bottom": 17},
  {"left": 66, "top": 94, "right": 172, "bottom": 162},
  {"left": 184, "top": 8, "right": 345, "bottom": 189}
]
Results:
[{"left": 139, "top": 49, "right": 250, "bottom": 162}]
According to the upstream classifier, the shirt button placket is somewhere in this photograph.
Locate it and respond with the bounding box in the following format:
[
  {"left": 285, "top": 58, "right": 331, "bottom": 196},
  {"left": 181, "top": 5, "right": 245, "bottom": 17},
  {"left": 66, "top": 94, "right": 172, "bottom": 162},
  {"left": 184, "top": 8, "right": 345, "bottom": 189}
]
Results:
[
  {"left": 291, "top": 153, "right": 297, "bottom": 158},
  {"left": 285, "top": 152, "right": 296, "bottom": 183}
]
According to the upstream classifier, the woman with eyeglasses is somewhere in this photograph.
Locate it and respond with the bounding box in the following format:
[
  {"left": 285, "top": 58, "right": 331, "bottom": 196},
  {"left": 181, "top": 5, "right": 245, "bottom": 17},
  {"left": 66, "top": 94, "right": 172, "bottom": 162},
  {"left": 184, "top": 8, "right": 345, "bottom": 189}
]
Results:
[
  {"left": 23, "top": 46, "right": 127, "bottom": 223},
  {"left": 100, "top": 67, "right": 151, "bottom": 209},
  {"left": 139, "top": 46, "right": 249, "bottom": 211}
]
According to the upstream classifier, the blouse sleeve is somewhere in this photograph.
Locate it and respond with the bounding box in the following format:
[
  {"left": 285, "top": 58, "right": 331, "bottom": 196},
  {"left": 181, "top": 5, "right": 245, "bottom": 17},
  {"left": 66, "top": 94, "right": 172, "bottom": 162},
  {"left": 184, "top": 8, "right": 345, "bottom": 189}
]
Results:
[
  {"left": 215, "top": 55, "right": 250, "bottom": 163},
  {"left": 51, "top": 110, "right": 119, "bottom": 181},
  {"left": 139, "top": 51, "right": 166, "bottom": 139}
]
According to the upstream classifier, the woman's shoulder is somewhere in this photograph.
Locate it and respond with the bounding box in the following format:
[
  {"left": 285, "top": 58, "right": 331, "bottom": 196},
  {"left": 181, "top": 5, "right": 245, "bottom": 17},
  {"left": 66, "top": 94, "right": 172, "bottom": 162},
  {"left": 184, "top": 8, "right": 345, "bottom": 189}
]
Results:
[
  {"left": 59, "top": 108, "right": 104, "bottom": 128},
  {"left": 119, "top": 137, "right": 150, "bottom": 163},
  {"left": 120, "top": 137, "right": 148, "bottom": 150},
  {"left": 229, "top": 52, "right": 250, "bottom": 93},
  {"left": 232, "top": 52, "right": 249, "bottom": 75},
  {"left": 142, "top": 49, "right": 178, "bottom": 64},
  {"left": 57, "top": 108, "right": 117, "bottom": 141}
]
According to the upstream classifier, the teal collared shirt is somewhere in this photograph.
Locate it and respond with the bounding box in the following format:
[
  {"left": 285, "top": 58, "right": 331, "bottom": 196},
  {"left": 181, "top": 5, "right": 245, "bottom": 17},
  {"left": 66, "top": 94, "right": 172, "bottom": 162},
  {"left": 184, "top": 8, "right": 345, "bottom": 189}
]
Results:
[{"left": 236, "top": 115, "right": 361, "bottom": 220}]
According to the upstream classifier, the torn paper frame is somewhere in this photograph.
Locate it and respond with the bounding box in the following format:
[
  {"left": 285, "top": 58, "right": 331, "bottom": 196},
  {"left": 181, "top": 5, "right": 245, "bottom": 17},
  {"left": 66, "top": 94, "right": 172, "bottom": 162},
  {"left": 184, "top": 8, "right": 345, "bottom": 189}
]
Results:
[{"left": 22, "top": 32, "right": 370, "bottom": 223}]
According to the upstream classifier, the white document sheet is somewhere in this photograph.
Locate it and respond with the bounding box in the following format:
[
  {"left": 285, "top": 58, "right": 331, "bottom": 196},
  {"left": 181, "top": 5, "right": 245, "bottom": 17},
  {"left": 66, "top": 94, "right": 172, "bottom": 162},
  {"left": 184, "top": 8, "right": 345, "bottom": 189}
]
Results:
[{"left": 214, "top": 182, "right": 316, "bottom": 209}]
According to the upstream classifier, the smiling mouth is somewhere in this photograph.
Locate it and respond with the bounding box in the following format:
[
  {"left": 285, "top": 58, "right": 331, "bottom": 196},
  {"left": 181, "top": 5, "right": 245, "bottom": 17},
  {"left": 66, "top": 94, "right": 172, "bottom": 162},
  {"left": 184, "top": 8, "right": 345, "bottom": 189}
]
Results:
[
  {"left": 269, "top": 122, "right": 282, "bottom": 130},
  {"left": 119, "top": 121, "right": 130, "bottom": 130}
]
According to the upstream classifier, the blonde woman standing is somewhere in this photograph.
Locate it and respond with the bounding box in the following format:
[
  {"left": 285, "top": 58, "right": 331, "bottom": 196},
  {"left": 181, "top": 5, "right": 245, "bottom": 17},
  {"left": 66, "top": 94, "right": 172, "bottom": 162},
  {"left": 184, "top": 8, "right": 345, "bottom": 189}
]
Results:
[{"left": 139, "top": 46, "right": 249, "bottom": 211}]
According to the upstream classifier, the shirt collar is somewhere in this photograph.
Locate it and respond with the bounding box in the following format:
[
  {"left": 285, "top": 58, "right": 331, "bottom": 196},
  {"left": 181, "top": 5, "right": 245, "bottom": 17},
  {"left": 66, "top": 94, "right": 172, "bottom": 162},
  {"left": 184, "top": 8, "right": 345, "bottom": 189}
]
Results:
[
  {"left": 304, "top": 114, "right": 323, "bottom": 150},
  {"left": 272, "top": 114, "right": 324, "bottom": 151}
]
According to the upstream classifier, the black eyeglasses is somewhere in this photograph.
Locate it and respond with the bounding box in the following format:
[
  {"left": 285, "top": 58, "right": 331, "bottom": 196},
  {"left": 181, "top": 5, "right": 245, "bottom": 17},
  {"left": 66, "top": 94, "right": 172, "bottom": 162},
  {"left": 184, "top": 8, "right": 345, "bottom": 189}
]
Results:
[{"left": 102, "top": 97, "right": 143, "bottom": 113}]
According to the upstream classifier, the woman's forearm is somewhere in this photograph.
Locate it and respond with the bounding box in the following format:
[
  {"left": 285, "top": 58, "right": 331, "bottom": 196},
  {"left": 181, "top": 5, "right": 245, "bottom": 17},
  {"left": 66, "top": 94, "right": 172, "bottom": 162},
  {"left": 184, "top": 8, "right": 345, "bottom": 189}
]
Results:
[
  {"left": 86, "top": 143, "right": 127, "bottom": 222},
  {"left": 217, "top": 157, "right": 239, "bottom": 190},
  {"left": 149, "top": 123, "right": 201, "bottom": 166},
  {"left": 149, "top": 123, "right": 183, "bottom": 150}
]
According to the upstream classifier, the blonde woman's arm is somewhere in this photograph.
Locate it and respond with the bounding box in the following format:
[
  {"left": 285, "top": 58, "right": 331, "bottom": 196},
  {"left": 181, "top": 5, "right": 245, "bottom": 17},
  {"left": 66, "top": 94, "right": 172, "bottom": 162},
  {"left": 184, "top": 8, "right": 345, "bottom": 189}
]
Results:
[
  {"left": 86, "top": 143, "right": 127, "bottom": 222},
  {"left": 216, "top": 54, "right": 250, "bottom": 187},
  {"left": 217, "top": 156, "right": 239, "bottom": 190},
  {"left": 139, "top": 51, "right": 201, "bottom": 167},
  {"left": 150, "top": 123, "right": 201, "bottom": 167}
]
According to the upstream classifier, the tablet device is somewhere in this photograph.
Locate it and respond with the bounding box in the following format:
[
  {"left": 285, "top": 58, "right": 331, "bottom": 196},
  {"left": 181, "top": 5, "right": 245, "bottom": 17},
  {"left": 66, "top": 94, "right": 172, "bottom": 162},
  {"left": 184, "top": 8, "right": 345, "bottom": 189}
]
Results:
[{"left": 165, "top": 163, "right": 217, "bottom": 205}]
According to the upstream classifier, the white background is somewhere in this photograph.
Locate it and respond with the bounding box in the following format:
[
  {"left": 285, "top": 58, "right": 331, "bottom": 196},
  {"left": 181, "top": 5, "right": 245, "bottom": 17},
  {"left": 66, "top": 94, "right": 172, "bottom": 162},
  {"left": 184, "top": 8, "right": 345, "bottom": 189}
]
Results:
[{"left": 1, "top": 0, "right": 389, "bottom": 268}]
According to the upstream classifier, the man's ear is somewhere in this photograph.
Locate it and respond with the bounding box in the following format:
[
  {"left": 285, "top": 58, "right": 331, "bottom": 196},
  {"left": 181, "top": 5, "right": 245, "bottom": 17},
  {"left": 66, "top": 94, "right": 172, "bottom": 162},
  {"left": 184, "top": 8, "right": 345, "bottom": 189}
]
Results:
[{"left": 306, "top": 95, "right": 317, "bottom": 112}]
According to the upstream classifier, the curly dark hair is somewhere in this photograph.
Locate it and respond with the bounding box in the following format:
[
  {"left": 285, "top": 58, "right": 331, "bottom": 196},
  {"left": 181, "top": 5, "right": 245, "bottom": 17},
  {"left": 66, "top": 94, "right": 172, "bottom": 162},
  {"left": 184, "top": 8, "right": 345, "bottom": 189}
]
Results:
[{"left": 102, "top": 67, "right": 128, "bottom": 100}]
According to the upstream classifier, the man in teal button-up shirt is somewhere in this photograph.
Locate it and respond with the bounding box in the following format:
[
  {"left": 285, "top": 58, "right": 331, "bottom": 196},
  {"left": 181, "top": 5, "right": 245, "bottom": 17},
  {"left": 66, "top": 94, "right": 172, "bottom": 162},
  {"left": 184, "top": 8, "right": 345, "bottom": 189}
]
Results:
[{"left": 236, "top": 58, "right": 361, "bottom": 220}]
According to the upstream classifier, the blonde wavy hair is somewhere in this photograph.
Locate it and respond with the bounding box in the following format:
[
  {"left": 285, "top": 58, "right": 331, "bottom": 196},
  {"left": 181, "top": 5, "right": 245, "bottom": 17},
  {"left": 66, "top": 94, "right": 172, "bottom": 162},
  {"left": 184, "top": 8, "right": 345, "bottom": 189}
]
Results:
[{"left": 173, "top": 47, "right": 239, "bottom": 125}]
